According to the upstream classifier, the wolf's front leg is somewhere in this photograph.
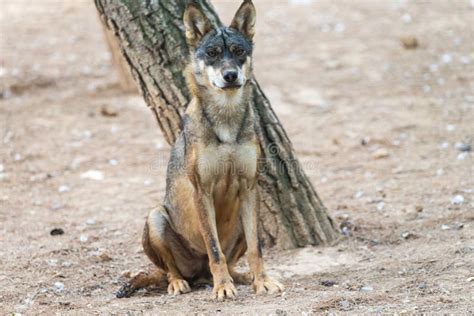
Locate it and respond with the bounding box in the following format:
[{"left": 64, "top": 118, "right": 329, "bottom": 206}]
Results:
[
  {"left": 194, "top": 189, "right": 237, "bottom": 300},
  {"left": 239, "top": 181, "right": 284, "bottom": 295}
]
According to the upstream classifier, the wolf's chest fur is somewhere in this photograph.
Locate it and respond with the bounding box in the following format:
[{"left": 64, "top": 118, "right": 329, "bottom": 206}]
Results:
[
  {"left": 194, "top": 94, "right": 257, "bottom": 193},
  {"left": 202, "top": 88, "right": 246, "bottom": 143}
]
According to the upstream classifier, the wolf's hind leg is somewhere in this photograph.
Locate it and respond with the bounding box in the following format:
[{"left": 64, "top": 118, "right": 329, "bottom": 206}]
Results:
[
  {"left": 116, "top": 207, "right": 191, "bottom": 298},
  {"left": 145, "top": 207, "right": 191, "bottom": 296}
]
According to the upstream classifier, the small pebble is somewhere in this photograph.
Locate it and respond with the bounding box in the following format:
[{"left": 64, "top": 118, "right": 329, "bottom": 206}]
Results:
[
  {"left": 401, "top": 231, "right": 416, "bottom": 239},
  {"left": 441, "top": 53, "right": 453, "bottom": 64},
  {"left": 441, "top": 224, "right": 450, "bottom": 230},
  {"left": 354, "top": 191, "right": 364, "bottom": 199},
  {"left": 80, "top": 170, "right": 104, "bottom": 181},
  {"left": 401, "top": 13, "right": 412, "bottom": 23},
  {"left": 0, "top": 163, "right": 4, "bottom": 173},
  {"left": 58, "top": 185, "right": 70, "bottom": 193},
  {"left": 457, "top": 152, "right": 468, "bottom": 160},
  {"left": 342, "top": 226, "right": 350, "bottom": 237},
  {"left": 446, "top": 124, "right": 456, "bottom": 132},
  {"left": 372, "top": 148, "right": 389, "bottom": 159},
  {"left": 455, "top": 142, "right": 471, "bottom": 152},
  {"left": 79, "top": 235, "right": 88, "bottom": 242},
  {"left": 377, "top": 201, "right": 385, "bottom": 211},
  {"left": 50, "top": 228, "right": 64, "bottom": 236},
  {"left": 321, "top": 280, "right": 337, "bottom": 287},
  {"left": 451, "top": 195, "right": 464, "bottom": 205},
  {"left": 439, "top": 297, "right": 452, "bottom": 303},
  {"left": 454, "top": 223, "right": 464, "bottom": 230},
  {"left": 109, "top": 159, "right": 118, "bottom": 166},
  {"left": 86, "top": 219, "right": 96, "bottom": 225},
  {"left": 54, "top": 282, "right": 65, "bottom": 293},
  {"left": 100, "top": 105, "right": 118, "bottom": 117},
  {"left": 360, "top": 285, "right": 374, "bottom": 292},
  {"left": 99, "top": 252, "right": 112, "bottom": 262},
  {"left": 400, "top": 37, "right": 418, "bottom": 49}
]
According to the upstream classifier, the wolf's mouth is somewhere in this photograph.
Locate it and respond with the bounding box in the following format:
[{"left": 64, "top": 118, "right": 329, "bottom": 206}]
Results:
[
  {"left": 221, "top": 84, "right": 242, "bottom": 90},
  {"left": 213, "top": 81, "right": 242, "bottom": 90}
]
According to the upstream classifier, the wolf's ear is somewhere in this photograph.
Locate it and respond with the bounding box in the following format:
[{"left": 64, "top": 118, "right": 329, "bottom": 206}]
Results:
[
  {"left": 183, "top": 3, "right": 212, "bottom": 47},
  {"left": 230, "top": 0, "right": 256, "bottom": 40}
]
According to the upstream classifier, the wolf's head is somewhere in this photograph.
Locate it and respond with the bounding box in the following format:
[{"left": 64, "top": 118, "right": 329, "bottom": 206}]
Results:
[{"left": 184, "top": 0, "right": 256, "bottom": 93}]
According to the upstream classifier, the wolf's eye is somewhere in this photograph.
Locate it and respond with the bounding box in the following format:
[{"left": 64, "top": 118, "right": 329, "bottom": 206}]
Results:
[
  {"left": 234, "top": 48, "right": 245, "bottom": 56},
  {"left": 206, "top": 50, "right": 217, "bottom": 58}
]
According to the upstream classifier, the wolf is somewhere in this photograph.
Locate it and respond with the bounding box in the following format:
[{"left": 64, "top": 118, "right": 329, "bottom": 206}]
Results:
[{"left": 117, "top": 0, "right": 283, "bottom": 300}]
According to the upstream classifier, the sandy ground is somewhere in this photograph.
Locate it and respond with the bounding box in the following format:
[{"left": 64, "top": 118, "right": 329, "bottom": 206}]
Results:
[{"left": 1, "top": 0, "right": 473, "bottom": 314}]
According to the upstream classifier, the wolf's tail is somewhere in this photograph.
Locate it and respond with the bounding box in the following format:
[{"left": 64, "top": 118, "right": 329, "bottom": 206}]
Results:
[{"left": 116, "top": 270, "right": 165, "bottom": 298}]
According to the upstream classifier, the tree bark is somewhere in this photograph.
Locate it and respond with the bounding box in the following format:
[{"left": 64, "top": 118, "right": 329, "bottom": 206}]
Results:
[{"left": 95, "top": 0, "right": 339, "bottom": 249}]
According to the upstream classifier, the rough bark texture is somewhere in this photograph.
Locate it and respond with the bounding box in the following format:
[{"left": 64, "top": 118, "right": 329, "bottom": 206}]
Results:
[{"left": 95, "top": 0, "right": 339, "bottom": 249}]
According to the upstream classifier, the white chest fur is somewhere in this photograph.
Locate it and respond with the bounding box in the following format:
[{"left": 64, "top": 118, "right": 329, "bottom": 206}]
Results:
[{"left": 208, "top": 89, "right": 245, "bottom": 143}]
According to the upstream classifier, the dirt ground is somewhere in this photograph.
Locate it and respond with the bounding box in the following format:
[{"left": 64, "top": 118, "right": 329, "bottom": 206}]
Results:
[{"left": 1, "top": 0, "right": 473, "bottom": 314}]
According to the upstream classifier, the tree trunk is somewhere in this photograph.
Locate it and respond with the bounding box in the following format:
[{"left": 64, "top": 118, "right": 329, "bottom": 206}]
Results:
[{"left": 95, "top": 0, "right": 339, "bottom": 249}]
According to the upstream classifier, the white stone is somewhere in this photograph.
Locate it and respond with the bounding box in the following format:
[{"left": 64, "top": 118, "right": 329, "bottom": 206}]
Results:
[
  {"left": 80, "top": 170, "right": 104, "bottom": 181},
  {"left": 451, "top": 195, "right": 464, "bottom": 205},
  {"left": 53, "top": 282, "right": 65, "bottom": 292},
  {"left": 401, "top": 13, "right": 412, "bottom": 23},
  {"left": 441, "top": 53, "right": 453, "bottom": 64},
  {"left": 58, "top": 185, "right": 70, "bottom": 193},
  {"left": 457, "top": 152, "right": 468, "bottom": 160},
  {"left": 86, "top": 219, "right": 96, "bottom": 225},
  {"left": 446, "top": 124, "right": 456, "bottom": 132},
  {"left": 354, "top": 191, "right": 364, "bottom": 199},
  {"left": 377, "top": 202, "right": 386, "bottom": 211}
]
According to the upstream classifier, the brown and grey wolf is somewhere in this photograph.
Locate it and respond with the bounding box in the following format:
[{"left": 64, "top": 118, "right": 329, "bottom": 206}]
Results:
[{"left": 117, "top": 0, "right": 283, "bottom": 300}]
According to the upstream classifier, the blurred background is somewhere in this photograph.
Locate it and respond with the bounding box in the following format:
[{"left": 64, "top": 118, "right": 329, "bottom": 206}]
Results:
[{"left": 1, "top": 0, "right": 473, "bottom": 314}]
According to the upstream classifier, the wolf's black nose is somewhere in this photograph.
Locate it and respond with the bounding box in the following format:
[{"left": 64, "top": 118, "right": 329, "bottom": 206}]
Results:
[{"left": 223, "top": 70, "right": 238, "bottom": 83}]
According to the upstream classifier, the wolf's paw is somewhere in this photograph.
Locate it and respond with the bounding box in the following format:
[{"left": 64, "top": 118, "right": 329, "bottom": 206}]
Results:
[
  {"left": 167, "top": 278, "right": 191, "bottom": 295},
  {"left": 252, "top": 276, "right": 284, "bottom": 295},
  {"left": 212, "top": 279, "right": 237, "bottom": 300}
]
